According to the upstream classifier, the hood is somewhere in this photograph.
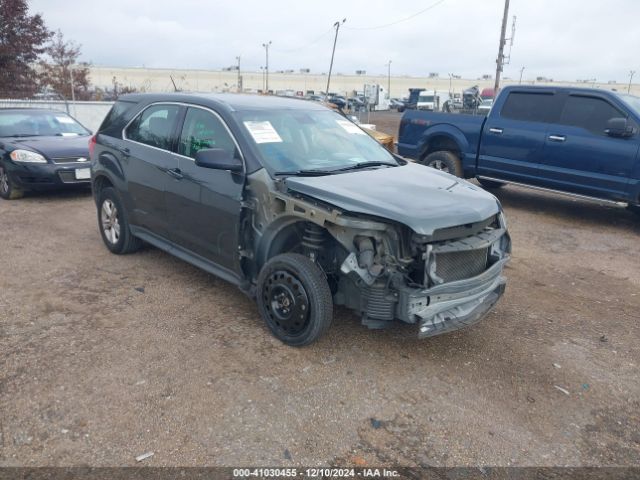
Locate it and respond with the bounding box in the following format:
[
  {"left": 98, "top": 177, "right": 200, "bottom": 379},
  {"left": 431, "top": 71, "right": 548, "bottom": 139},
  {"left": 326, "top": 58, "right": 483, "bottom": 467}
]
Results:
[
  {"left": 2, "top": 135, "right": 90, "bottom": 160},
  {"left": 285, "top": 162, "right": 500, "bottom": 236}
]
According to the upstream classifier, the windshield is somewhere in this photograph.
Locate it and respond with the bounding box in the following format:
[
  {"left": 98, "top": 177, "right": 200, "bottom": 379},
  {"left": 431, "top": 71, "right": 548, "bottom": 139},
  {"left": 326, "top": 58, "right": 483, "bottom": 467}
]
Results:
[
  {"left": 618, "top": 93, "right": 640, "bottom": 117},
  {"left": 419, "top": 95, "right": 434, "bottom": 102},
  {"left": 238, "top": 109, "right": 398, "bottom": 174},
  {"left": 0, "top": 111, "right": 90, "bottom": 137}
]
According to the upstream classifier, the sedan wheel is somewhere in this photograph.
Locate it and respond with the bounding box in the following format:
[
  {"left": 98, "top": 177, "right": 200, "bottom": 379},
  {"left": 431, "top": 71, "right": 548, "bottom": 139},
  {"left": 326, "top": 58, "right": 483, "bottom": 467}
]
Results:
[
  {"left": 0, "top": 165, "right": 9, "bottom": 195},
  {"left": 100, "top": 198, "right": 121, "bottom": 245},
  {"left": 0, "top": 164, "right": 24, "bottom": 200}
]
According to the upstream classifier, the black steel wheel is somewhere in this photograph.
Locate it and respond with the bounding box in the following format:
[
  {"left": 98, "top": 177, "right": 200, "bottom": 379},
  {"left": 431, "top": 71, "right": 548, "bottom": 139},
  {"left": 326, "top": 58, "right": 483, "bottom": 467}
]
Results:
[{"left": 257, "top": 253, "right": 332, "bottom": 346}]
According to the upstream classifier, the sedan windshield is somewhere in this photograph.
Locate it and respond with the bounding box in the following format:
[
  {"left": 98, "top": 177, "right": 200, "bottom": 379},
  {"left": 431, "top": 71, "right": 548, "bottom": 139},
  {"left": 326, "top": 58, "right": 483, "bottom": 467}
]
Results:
[
  {"left": 0, "top": 111, "right": 90, "bottom": 137},
  {"left": 238, "top": 109, "right": 398, "bottom": 174}
]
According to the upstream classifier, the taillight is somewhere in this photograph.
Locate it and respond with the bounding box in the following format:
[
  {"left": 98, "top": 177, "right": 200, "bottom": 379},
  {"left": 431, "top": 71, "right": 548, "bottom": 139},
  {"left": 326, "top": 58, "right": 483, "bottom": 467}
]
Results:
[{"left": 88, "top": 135, "right": 97, "bottom": 159}]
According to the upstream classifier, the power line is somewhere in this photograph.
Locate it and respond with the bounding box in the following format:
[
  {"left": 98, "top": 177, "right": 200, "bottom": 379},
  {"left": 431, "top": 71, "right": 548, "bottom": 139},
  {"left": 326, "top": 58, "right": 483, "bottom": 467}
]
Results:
[
  {"left": 344, "top": 0, "right": 449, "bottom": 31},
  {"left": 271, "top": 28, "right": 334, "bottom": 53}
]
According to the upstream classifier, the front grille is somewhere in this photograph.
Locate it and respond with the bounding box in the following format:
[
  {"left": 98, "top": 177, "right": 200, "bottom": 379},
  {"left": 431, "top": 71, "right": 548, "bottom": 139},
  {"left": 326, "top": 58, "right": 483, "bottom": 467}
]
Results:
[
  {"left": 434, "top": 247, "right": 489, "bottom": 283},
  {"left": 53, "top": 157, "right": 88, "bottom": 164}
]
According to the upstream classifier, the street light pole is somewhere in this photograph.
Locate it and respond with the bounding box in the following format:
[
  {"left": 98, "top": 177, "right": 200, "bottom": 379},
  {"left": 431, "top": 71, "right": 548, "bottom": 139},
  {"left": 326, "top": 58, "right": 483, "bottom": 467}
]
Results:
[
  {"left": 494, "top": 0, "right": 510, "bottom": 95},
  {"left": 325, "top": 18, "right": 346, "bottom": 96},
  {"left": 262, "top": 41, "right": 272, "bottom": 92},
  {"left": 629, "top": 70, "right": 636, "bottom": 94},
  {"left": 236, "top": 56, "right": 241, "bottom": 92},
  {"left": 386, "top": 60, "right": 392, "bottom": 97},
  {"left": 519, "top": 66, "right": 525, "bottom": 84}
]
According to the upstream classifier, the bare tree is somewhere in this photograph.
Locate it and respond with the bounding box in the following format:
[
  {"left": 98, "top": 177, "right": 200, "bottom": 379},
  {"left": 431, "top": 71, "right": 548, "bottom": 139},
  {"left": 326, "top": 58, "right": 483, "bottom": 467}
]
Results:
[
  {"left": 40, "top": 30, "right": 91, "bottom": 100},
  {"left": 0, "top": 0, "right": 51, "bottom": 98}
]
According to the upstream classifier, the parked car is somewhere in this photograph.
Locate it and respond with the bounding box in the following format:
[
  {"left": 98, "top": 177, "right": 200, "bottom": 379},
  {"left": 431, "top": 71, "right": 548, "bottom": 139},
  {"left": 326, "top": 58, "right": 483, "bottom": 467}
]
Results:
[
  {"left": 326, "top": 94, "right": 347, "bottom": 109},
  {"left": 0, "top": 108, "right": 92, "bottom": 200},
  {"left": 91, "top": 93, "right": 511, "bottom": 346},
  {"left": 397, "top": 86, "right": 640, "bottom": 213},
  {"left": 477, "top": 99, "right": 493, "bottom": 116},
  {"left": 389, "top": 98, "right": 405, "bottom": 110},
  {"left": 417, "top": 91, "right": 452, "bottom": 112}
]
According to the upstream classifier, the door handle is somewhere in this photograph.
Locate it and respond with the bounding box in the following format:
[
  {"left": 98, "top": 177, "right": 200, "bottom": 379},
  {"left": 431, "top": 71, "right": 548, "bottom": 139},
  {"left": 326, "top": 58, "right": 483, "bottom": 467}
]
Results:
[
  {"left": 489, "top": 128, "right": 503, "bottom": 134},
  {"left": 117, "top": 146, "right": 130, "bottom": 157},
  {"left": 548, "top": 135, "right": 566, "bottom": 142},
  {"left": 166, "top": 168, "right": 183, "bottom": 180}
]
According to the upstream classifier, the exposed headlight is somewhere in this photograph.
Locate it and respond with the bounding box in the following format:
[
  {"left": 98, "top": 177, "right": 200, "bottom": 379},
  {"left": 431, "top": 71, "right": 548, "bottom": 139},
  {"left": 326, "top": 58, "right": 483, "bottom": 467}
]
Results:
[{"left": 10, "top": 149, "right": 47, "bottom": 163}]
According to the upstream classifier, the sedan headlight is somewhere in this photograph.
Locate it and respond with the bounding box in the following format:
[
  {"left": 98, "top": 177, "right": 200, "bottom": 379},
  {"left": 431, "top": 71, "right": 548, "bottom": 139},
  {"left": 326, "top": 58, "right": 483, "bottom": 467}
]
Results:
[{"left": 10, "top": 149, "right": 47, "bottom": 163}]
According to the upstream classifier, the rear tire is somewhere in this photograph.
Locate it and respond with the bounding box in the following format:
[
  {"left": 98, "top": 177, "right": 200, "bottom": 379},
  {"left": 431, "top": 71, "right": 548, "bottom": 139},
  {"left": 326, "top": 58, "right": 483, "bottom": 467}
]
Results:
[
  {"left": 257, "top": 253, "right": 333, "bottom": 347},
  {"left": 97, "top": 187, "right": 142, "bottom": 254},
  {"left": 0, "top": 164, "right": 24, "bottom": 200},
  {"left": 422, "top": 151, "right": 463, "bottom": 177},
  {"left": 477, "top": 178, "right": 505, "bottom": 189}
]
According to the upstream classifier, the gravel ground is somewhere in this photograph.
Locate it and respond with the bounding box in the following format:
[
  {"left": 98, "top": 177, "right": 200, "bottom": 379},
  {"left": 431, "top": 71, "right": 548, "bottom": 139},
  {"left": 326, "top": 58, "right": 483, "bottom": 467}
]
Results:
[{"left": 1, "top": 112, "right": 639, "bottom": 467}]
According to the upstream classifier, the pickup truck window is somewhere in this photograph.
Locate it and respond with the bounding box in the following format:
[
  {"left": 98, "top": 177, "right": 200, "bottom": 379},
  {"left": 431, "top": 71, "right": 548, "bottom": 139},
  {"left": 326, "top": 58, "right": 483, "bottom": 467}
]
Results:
[
  {"left": 501, "top": 92, "right": 556, "bottom": 123},
  {"left": 559, "top": 96, "right": 624, "bottom": 135}
]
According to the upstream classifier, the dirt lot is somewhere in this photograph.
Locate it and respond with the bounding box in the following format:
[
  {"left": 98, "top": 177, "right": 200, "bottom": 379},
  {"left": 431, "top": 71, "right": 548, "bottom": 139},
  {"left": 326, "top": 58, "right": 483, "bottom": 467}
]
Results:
[{"left": 1, "top": 112, "right": 640, "bottom": 467}]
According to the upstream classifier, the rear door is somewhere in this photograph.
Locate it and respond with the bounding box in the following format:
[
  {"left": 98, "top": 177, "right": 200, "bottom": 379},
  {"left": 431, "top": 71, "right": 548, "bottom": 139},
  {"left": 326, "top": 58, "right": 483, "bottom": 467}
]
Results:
[
  {"left": 538, "top": 93, "right": 638, "bottom": 200},
  {"left": 123, "top": 103, "right": 181, "bottom": 238},
  {"left": 477, "top": 90, "right": 561, "bottom": 183},
  {"left": 166, "top": 105, "right": 245, "bottom": 273}
]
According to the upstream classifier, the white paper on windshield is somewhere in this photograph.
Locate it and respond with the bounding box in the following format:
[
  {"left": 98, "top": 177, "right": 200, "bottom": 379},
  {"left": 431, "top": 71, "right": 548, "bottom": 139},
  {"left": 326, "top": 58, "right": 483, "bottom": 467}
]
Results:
[
  {"left": 243, "top": 121, "right": 283, "bottom": 143},
  {"left": 336, "top": 119, "right": 366, "bottom": 135},
  {"left": 60, "top": 132, "right": 79, "bottom": 137},
  {"left": 56, "top": 116, "right": 75, "bottom": 124}
]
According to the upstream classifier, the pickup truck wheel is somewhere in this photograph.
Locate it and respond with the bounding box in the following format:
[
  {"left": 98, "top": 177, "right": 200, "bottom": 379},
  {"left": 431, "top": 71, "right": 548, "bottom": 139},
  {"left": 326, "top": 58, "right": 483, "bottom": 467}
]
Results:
[
  {"left": 477, "top": 178, "right": 505, "bottom": 189},
  {"left": 422, "top": 151, "right": 463, "bottom": 177},
  {"left": 0, "top": 164, "right": 24, "bottom": 200},
  {"left": 257, "top": 253, "right": 333, "bottom": 347},
  {"left": 97, "top": 187, "right": 142, "bottom": 254}
]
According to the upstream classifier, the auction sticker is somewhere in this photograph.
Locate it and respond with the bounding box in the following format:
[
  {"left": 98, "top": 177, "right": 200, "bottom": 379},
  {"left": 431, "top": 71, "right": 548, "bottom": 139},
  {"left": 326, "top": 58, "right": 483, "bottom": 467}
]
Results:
[
  {"left": 336, "top": 119, "right": 366, "bottom": 135},
  {"left": 56, "top": 116, "right": 75, "bottom": 124},
  {"left": 243, "top": 121, "right": 283, "bottom": 143}
]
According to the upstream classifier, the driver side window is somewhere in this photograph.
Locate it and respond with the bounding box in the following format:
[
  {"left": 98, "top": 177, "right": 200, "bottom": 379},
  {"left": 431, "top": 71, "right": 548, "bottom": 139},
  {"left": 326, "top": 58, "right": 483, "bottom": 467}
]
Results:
[{"left": 178, "top": 107, "right": 238, "bottom": 159}]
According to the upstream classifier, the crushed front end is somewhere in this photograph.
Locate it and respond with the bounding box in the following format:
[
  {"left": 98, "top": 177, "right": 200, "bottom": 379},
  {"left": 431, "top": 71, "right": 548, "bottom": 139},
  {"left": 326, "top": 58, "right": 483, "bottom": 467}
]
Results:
[{"left": 334, "top": 211, "right": 511, "bottom": 338}]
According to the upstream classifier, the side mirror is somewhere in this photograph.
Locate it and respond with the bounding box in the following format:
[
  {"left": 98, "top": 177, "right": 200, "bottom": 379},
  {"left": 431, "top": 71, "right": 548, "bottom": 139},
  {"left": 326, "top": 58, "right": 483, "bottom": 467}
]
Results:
[
  {"left": 194, "top": 148, "right": 243, "bottom": 172},
  {"left": 605, "top": 117, "right": 635, "bottom": 138}
]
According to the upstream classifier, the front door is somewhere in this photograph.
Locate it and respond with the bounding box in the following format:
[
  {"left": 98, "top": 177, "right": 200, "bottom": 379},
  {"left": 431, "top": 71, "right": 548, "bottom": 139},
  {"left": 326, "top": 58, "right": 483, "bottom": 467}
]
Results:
[
  {"left": 539, "top": 94, "right": 638, "bottom": 200},
  {"left": 123, "top": 103, "right": 181, "bottom": 238},
  {"left": 166, "top": 106, "right": 245, "bottom": 273},
  {"left": 477, "top": 90, "right": 561, "bottom": 184}
]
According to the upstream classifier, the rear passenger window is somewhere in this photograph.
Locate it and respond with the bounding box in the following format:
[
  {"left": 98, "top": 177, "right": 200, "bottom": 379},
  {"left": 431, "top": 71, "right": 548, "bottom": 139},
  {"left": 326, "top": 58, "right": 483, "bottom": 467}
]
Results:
[
  {"left": 178, "top": 107, "right": 238, "bottom": 159},
  {"left": 500, "top": 92, "right": 557, "bottom": 123},
  {"left": 125, "top": 104, "right": 179, "bottom": 150},
  {"left": 99, "top": 100, "right": 136, "bottom": 137},
  {"left": 559, "top": 96, "right": 624, "bottom": 135}
]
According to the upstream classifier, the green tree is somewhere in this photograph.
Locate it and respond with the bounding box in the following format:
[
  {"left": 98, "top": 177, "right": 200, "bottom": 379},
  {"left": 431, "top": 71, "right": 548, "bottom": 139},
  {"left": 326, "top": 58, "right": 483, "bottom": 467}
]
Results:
[
  {"left": 40, "top": 30, "right": 91, "bottom": 100},
  {"left": 0, "top": 0, "right": 51, "bottom": 98}
]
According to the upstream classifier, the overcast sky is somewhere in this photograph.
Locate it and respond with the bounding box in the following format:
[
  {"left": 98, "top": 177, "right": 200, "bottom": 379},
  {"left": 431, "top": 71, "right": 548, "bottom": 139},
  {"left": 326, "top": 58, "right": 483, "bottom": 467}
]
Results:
[{"left": 30, "top": 0, "right": 640, "bottom": 82}]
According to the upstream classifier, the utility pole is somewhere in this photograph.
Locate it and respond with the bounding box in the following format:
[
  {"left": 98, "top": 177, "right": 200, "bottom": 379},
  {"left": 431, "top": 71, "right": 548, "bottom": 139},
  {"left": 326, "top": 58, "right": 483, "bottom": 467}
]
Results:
[
  {"left": 448, "top": 73, "right": 454, "bottom": 95},
  {"left": 494, "top": 0, "right": 510, "bottom": 95},
  {"left": 262, "top": 41, "right": 272, "bottom": 92},
  {"left": 326, "top": 18, "right": 346, "bottom": 96},
  {"left": 629, "top": 70, "right": 636, "bottom": 93},
  {"left": 236, "top": 56, "right": 242, "bottom": 92},
  {"left": 69, "top": 65, "right": 75, "bottom": 102},
  {"left": 386, "top": 60, "right": 392, "bottom": 97},
  {"left": 519, "top": 66, "right": 525, "bottom": 84}
]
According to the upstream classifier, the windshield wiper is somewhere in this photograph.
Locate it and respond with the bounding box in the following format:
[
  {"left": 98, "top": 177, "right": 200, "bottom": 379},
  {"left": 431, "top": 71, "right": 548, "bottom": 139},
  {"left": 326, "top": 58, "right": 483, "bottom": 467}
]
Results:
[
  {"left": 4, "top": 134, "right": 41, "bottom": 138},
  {"left": 325, "top": 161, "right": 398, "bottom": 173},
  {"left": 274, "top": 169, "right": 335, "bottom": 177}
]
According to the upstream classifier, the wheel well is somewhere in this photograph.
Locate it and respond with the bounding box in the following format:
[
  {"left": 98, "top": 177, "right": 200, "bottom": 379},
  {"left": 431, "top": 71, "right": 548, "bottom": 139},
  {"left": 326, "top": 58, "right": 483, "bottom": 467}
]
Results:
[
  {"left": 93, "top": 175, "right": 114, "bottom": 198},
  {"left": 422, "top": 135, "right": 461, "bottom": 160}
]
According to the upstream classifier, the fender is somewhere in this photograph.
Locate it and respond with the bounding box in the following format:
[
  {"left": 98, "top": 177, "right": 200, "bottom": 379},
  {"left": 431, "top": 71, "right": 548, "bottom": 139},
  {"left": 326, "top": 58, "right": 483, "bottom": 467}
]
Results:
[{"left": 419, "top": 124, "right": 469, "bottom": 160}]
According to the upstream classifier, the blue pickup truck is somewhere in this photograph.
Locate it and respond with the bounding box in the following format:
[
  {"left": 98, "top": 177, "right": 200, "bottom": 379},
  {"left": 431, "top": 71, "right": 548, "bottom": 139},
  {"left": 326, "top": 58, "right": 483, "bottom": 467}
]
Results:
[{"left": 397, "top": 85, "right": 640, "bottom": 212}]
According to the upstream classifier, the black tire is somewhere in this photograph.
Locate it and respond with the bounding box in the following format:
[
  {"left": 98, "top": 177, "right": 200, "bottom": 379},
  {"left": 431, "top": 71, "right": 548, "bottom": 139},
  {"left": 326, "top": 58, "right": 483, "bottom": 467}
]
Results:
[
  {"left": 0, "top": 163, "right": 24, "bottom": 200},
  {"left": 422, "top": 151, "right": 463, "bottom": 177},
  {"left": 97, "top": 187, "right": 142, "bottom": 254},
  {"left": 477, "top": 178, "right": 505, "bottom": 189},
  {"left": 257, "top": 253, "right": 333, "bottom": 346}
]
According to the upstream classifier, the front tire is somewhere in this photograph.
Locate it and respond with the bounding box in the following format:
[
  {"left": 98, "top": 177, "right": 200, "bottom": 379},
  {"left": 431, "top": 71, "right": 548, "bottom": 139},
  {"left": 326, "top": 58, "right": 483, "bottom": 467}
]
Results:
[
  {"left": 97, "top": 187, "right": 142, "bottom": 254},
  {"left": 257, "top": 253, "right": 333, "bottom": 346},
  {"left": 422, "top": 151, "right": 463, "bottom": 177},
  {"left": 0, "top": 163, "right": 24, "bottom": 200}
]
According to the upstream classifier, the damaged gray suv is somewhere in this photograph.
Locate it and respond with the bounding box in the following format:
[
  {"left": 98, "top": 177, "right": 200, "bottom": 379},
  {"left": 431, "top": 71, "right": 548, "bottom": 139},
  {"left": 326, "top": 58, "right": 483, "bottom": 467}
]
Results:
[{"left": 91, "top": 93, "right": 511, "bottom": 346}]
